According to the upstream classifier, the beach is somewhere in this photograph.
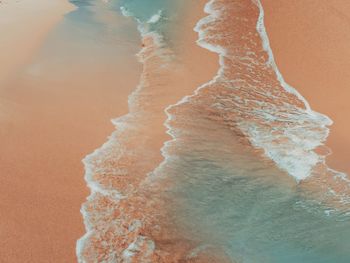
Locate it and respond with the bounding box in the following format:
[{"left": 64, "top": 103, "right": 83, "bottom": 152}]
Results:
[
  {"left": 2, "top": 0, "right": 350, "bottom": 262},
  {"left": 262, "top": 0, "right": 350, "bottom": 175},
  {"left": 0, "top": 1, "right": 141, "bottom": 262},
  {"left": 0, "top": 0, "right": 218, "bottom": 262}
]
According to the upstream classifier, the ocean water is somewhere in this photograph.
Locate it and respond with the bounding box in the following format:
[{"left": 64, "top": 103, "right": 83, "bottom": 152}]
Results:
[{"left": 77, "top": 0, "right": 350, "bottom": 262}]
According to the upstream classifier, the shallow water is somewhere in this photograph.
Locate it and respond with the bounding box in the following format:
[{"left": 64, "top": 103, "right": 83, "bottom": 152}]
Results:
[
  {"left": 151, "top": 0, "right": 350, "bottom": 262},
  {"left": 74, "top": 0, "right": 350, "bottom": 262},
  {"left": 158, "top": 116, "right": 350, "bottom": 262}
]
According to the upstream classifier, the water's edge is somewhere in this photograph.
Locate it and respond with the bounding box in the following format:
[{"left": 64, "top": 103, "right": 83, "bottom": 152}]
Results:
[{"left": 76, "top": 0, "right": 350, "bottom": 261}]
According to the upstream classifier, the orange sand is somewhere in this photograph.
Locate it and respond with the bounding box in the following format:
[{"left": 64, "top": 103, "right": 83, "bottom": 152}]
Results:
[
  {"left": 0, "top": 0, "right": 218, "bottom": 262},
  {"left": 0, "top": 1, "right": 140, "bottom": 261},
  {"left": 0, "top": 64, "right": 141, "bottom": 262},
  {"left": 262, "top": 0, "right": 350, "bottom": 175}
]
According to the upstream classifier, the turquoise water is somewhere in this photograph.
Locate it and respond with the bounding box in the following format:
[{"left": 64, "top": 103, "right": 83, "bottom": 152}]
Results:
[
  {"left": 118, "top": 0, "right": 175, "bottom": 22},
  {"left": 117, "top": 0, "right": 188, "bottom": 48},
  {"left": 162, "top": 125, "right": 350, "bottom": 262}
]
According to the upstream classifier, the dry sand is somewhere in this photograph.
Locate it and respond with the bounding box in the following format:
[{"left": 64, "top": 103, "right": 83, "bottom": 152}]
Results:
[
  {"left": 0, "top": 66, "right": 140, "bottom": 262},
  {"left": 262, "top": 0, "right": 350, "bottom": 175}
]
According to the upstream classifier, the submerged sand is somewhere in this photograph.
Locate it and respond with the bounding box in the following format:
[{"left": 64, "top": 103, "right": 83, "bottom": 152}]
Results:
[{"left": 262, "top": 0, "right": 350, "bottom": 175}]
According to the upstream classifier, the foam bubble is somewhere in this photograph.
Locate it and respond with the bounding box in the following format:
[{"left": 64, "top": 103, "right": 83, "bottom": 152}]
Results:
[{"left": 147, "top": 10, "right": 163, "bottom": 24}]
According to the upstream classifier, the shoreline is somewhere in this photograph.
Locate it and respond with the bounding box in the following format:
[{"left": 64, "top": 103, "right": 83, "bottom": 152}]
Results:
[
  {"left": 0, "top": 1, "right": 142, "bottom": 262},
  {"left": 76, "top": 0, "right": 220, "bottom": 261},
  {"left": 261, "top": 0, "right": 350, "bottom": 175}
]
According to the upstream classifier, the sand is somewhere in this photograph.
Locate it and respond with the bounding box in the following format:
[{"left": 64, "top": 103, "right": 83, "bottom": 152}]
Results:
[
  {"left": 0, "top": 1, "right": 140, "bottom": 262},
  {"left": 0, "top": 67, "right": 140, "bottom": 262},
  {"left": 0, "top": 0, "right": 218, "bottom": 262},
  {"left": 4, "top": 0, "right": 346, "bottom": 261},
  {"left": 261, "top": 0, "right": 350, "bottom": 175}
]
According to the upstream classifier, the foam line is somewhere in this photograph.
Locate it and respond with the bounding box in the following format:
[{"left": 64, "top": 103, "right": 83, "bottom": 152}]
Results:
[
  {"left": 76, "top": 7, "right": 166, "bottom": 262},
  {"left": 156, "top": 0, "right": 346, "bottom": 184}
]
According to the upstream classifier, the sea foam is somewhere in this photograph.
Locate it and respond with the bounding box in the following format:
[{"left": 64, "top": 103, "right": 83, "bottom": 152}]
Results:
[
  {"left": 177, "top": 0, "right": 342, "bottom": 182},
  {"left": 76, "top": 7, "right": 169, "bottom": 262},
  {"left": 158, "top": 0, "right": 350, "bottom": 211}
]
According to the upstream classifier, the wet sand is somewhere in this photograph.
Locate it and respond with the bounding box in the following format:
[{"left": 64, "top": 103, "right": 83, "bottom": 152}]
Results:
[
  {"left": 262, "top": 0, "right": 350, "bottom": 175},
  {"left": 0, "top": 0, "right": 74, "bottom": 84},
  {"left": 77, "top": 0, "right": 220, "bottom": 261}
]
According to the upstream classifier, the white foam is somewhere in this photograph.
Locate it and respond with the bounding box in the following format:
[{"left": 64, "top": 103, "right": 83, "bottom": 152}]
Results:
[
  {"left": 253, "top": 0, "right": 311, "bottom": 112},
  {"left": 147, "top": 10, "right": 163, "bottom": 24},
  {"left": 148, "top": 0, "right": 225, "bottom": 182},
  {"left": 76, "top": 7, "right": 168, "bottom": 262},
  {"left": 157, "top": 0, "right": 348, "bottom": 185},
  {"left": 247, "top": 0, "right": 338, "bottom": 181},
  {"left": 120, "top": 6, "right": 133, "bottom": 18},
  {"left": 121, "top": 236, "right": 155, "bottom": 262}
]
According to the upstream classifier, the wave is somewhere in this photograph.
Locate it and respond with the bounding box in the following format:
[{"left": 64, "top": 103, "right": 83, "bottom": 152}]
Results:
[
  {"left": 76, "top": 8, "right": 173, "bottom": 262},
  {"left": 156, "top": 0, "right": 350, "bottom": 210},
  {"left": 76, "top": 2, "right": 213, "bottom": 261},
  {"left": 196, "top": 0, "right": 333, "bottom": 181},
  {"left": 144, "top": 0, "right": 350, "bottom": 260},
  {"left": 77, "top": 0, "right": 350, "bottom": 262}
]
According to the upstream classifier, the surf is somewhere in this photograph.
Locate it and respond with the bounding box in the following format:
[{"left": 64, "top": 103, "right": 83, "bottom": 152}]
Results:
[{"left": 77, "top": 0, "right": 350, "bottom": 262}]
